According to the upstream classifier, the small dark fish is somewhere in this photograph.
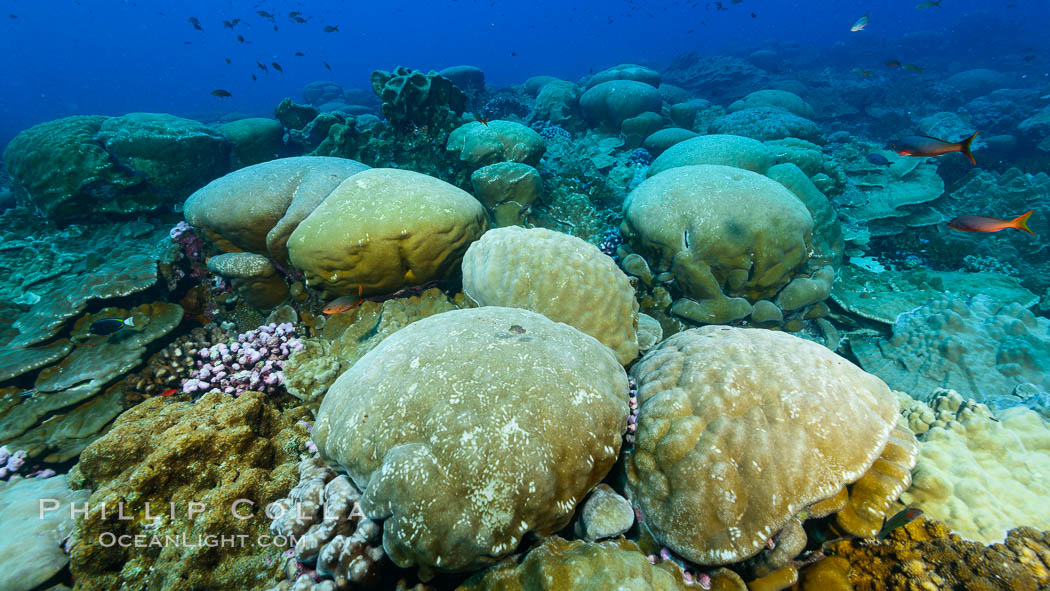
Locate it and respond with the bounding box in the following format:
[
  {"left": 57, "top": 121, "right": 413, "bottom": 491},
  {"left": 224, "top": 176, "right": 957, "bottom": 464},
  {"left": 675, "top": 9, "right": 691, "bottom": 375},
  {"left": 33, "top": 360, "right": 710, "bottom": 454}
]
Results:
[
  {"left": 853, "top": 69, "right": 873, "bottom": 77},
  {"left": 750, "top": 12, "right": 757, "bottom": 17},
  {"left": 89, "top": 316, "right": 135, "bottom": 336},
  {"left": 323, "top": 61, "right": 331, "bottom": 70},
  {"left": 294, "top": 51, "right": 305, "bottom": 56},
  {"left": 891, "top": 131, "right": 978, "bottom": 165},
  {"left": 916, "top": 0, "right": 942, "bottom": 8},
  {"left": 886, "top": 59, "right": 902, "bottom": 68},
  {"left": 256, "top": 10, "right": 274, "bottom": 19},
  {"left": 511, "top": 50, "right": 517, "bottom": 56},
  {"left": 256, "top": 61, "right": 268, "bottom": 71},
  {"left": 1023, "top": 54, "right": 1037, "bottom": 62},
  {"left": 293, "top": 16, "right": 307, "bottom": 23},
  {"left": 271, "top": 61, "right": 283, "bottom": 72},
  {"left": 901, "top": 63, "right": 924, "bottom": 72},
  {"left": 222, "top": 19, "right": 238, "bottom": 28},
  {"left": 183, "top": 41, "right": 192, "bottom": 45},
  {"left": 866, "top": 153, "right": 890, "bottom": 165},
  {"left": 273, "top": 24, "right": 278, "bottom": 31},
  {"left": 211, "top": 89, "right": 233, "bottom": 98},
  {"left": 288, "top": 11, "right": 302, "bottom": 18},
  {"left": 323, "top": 24, "right": 339, "bottom": 32},
  {"left": 251, "top": 74, "right": 257, "bottom": 81},
  {"left": 508, "top": 325, "right": 526, "bottom": 334},
  {"left": 188, "top": 16, "right": 202, "bottom": 30},
  {"left": 224, "top": 57, "right": 231, "bottom": 64},
  {"left": 8, "top": 13, "right": 16, "bottom": 19},
  {"left": 877, "top": 508, "right": 923, "bottom": 539},
  {"left": 850, "top": 12, "right": 869, "bottom": 32},
  {"left": 948, "top": 210, "right": 1035, "bottom": 236},
  {"left": 237, "top": 34, "right": 245, "bottom": 42}
]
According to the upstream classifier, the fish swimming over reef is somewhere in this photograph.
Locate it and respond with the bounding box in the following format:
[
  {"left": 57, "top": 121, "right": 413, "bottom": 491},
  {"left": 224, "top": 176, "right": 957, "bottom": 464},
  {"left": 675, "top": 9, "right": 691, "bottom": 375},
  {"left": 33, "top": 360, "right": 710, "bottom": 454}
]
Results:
[
  {"left": 323, "top": 61, "right": 331, "bottom": 70},
  {"left": 188, "top": 16, "right": 202, "bottom": 30},
  {"left": 89, "top": 316, "right": 135, "bottom": 336},
  {"left": 866, "top": 153, "right": 890, "bottom": 165},
  {"left": 324, "top": 25, "right": 339, "bottom": 32},
  {"left": 948, "top": 210, "right": 1035, "bottom": 236},
  {"left": 256, "top": 61, "right": 268, "bottom": 71},
  {"left": 891, "top": 131, "right": 978, "bottom": 165},
  {"left": 877, "top": 508, "right": 923, "bottom": 539},
  {"left": 323, "top": 290, "right": 363, "bottom": 315},
  {"left": 851, "top": 13, "right": 870, "bottom": 32},
  {"left": 272, "top": 62, "right": 283, "bottom": 72}
]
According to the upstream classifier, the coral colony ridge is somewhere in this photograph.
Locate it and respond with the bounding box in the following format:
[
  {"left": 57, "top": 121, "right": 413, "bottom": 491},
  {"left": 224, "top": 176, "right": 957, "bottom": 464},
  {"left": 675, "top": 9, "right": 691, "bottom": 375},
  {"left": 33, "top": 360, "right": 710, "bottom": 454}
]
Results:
[{"left": 1, "top": 1, "right": 1050, "bottom": 590}]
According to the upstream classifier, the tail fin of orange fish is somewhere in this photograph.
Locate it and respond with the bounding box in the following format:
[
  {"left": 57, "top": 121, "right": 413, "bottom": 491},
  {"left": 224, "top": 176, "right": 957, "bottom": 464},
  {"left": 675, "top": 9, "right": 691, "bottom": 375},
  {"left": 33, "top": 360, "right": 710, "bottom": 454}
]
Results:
[
  {"left": 1012, "top": 210, "right": 1036, "bottom": 236},
  {"left": 959, "top": 131, "right": 978, "bottom": 165}
]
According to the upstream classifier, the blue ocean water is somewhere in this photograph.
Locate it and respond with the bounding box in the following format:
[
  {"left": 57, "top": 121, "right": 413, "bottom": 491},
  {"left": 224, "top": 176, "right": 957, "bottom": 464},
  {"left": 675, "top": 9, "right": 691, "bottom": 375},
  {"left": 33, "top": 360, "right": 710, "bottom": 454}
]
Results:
[{"left": 1, "top": 0, "right": 1045, "bottom": 149}]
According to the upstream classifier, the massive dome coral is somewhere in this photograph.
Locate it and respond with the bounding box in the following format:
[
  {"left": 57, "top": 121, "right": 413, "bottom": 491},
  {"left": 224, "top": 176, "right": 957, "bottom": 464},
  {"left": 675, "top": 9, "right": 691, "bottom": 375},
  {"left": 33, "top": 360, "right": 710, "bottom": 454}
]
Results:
[
  {"left": 626, "top": 326, "right": 907, "bottom": 565},
  {"left": 462, "top": 226, "right": 640, "bottom": 364},
  {"left": 312, "top": 307, "right": 629, "bottom": 577},
  {"left": 622, "top": 164, "right": 815, "bottom": 324}
]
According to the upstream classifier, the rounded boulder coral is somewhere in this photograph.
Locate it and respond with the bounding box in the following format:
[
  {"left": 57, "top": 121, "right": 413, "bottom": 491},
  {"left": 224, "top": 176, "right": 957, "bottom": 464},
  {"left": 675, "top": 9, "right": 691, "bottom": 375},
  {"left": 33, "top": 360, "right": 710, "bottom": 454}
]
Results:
[
  {"left": 288, "top": 168, "right": 487, "bottom": 297},
  {"left": 312, "top": 307, "right": 629, "bottom": 577},
  {"left": 462, "top": 227, "right": 640, "bottom": 364},
  {"left": 622, "top": 164, "right": 813, "bottom": 321},
  {"left": 626, "top": 326, "right": 901, "bottom": 565}
]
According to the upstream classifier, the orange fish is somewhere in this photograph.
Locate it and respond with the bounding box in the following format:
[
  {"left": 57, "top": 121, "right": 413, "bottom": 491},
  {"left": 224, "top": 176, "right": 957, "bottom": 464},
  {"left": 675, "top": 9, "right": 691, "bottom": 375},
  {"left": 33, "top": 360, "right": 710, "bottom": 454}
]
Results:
[
  {"left": 159, "top": 388, "right": 178, "bottom": 396},
  {"left": 891, "top": 131, "right": 979, "bottom": 165},
  {"left": 476, "top": 115, "right": 490, "bottom": 126},
  {"left": 948, "top": 210, "right": 1035, "bottom": 236},
  {"left": 322, "top": 285, "right": 364, "bottom": 315}
]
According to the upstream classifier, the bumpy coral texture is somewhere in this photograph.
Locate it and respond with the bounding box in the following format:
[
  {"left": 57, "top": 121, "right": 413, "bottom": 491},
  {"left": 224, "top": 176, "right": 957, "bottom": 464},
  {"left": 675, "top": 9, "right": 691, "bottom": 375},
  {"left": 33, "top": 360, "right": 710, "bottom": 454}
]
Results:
[
  {"left": 622, "top": 164, "right": 814, "bottom": 304},
  {"left": 447, "top": 120, "right": 546, "bottom": 169},
  {"left": 647, "top": 134, "right": 775, "bottom": 177},
  {"left": 288, "top": 168, "right": 488, "bottom": 297},
  {"left": 626, "top": 326, "right": 900, "bottom": 565},
  {"left": 853, "top": 294, "right": 1050, "bottom": 408},
  {"left": 462, "top": 227, "right": 640, "bottom": 364},
  {"left": 799, "top": 518, "right": 1050, "bottom": 590},
  {"left": 69, "top": 391, "right": 311, "bottom": 591},
  {"left": 899, "top": 390, "right": 1050, "bottom": 543},
  {"left": 458, "top": 537, "right": 689, "bottom": 591},
  {"left": 312, "top": 307, "right": 629, "bottom": 576}
]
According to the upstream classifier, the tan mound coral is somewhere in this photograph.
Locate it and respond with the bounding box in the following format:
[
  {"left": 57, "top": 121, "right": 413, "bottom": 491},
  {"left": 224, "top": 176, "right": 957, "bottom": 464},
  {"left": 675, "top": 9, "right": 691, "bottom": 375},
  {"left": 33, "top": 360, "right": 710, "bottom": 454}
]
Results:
[
  {"left": 458, "top": 537, "right": 689, "bottom": 591},
  {"left": 461, "top": 227, "right": 639, "bottom": 364},
  {"left": 626, "top": 326, "right": 901, "bottom": 565},
  {"left": 728, "top": 90, "right": 814, "bottom": 119},
  {"left": 208, "top": 252, "right": 290, "bottom": 309},
  {"left": 797, "top": 518, "right": 1050, "bottom": 590},
  {"left": 622, "top": 165, "right": 813, "bottom": 323},
  {"left": 68, "top": 391, "right": 311, "bottom": 591},
  {"left": 312, "top": 307, "right": 629, "bottom": 577},
  {"left": 0, "top": 475, "right": 91, "bottom": 591},
  {"left": 647, "top": 134, "right": 776, "bottom": 177},
  {"left": 184, "top": 156, "right": 369, "bottom": 266},
  {"left": 288, "top": 168, "right": 487, "bottom": 297},
  {"left": 447, "top": 120, "right": 546, "bottom": 169},
  {"left": 898, "top": 390, "right": 1050, "bottom": 543}
]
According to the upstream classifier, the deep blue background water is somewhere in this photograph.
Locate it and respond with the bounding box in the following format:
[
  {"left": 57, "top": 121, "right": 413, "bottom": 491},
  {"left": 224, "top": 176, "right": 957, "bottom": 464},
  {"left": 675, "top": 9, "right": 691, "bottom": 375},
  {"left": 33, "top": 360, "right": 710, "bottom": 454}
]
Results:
[{"left": 0, "top": 0, "right": 1045, "bottom": 150}]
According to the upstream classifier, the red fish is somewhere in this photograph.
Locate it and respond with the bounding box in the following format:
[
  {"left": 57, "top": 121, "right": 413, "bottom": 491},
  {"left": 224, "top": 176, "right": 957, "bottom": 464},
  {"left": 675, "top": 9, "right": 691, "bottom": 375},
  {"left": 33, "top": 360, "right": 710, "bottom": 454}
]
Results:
[
  {"left": 948, "top": 210, "right": 1035, "bottom": 236},
  {"left": 476, "top": 115, "right": 490, "bottom": 126},
  {"left": 159, "top": 388, "right": 178, "bottom": 397},
  {"left": 322, "top": 285, "right": 364, "bottom": 315},
  {"left": 891, "top": 131, "right": 979, "bottom": 165}
]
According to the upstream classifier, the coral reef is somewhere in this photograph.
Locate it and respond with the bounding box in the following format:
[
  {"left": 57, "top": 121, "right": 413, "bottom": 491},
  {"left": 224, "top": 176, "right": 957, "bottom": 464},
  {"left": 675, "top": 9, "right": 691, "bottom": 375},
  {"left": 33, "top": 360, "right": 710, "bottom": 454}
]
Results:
[
  {"left": 647, "top": 134, "right": 775, "bottom": 177},
  {"left": 627, "top": 326, "right": 906, "bottom": 565},
  {"left": 3, "top": 113, "right": 230, "bottom": 221},
  {"left": 799, "top": 518, "right": 1050, "bottom": 590},
  {"left": 182, "top": 322, "right": 303, "bottom": 397},
  {"left": 287, "top": 168, "right": 487, "bottom": 297},
  {"left": 0, "top": 474, "right": 90, "bottom": 591},
  {"left": 461, "top": 226, "right": 640, "bottom": 364},
  {"left": 124, "top": 323, "right": 231, "bottom": 400},
  {"left": 898, "top": 390, "right": 1050, "bottom": 543},
  {"left": 312, "top": 307, "right": 629, "bottom": 577},
  {"left": 184, "top": 156, "right": 369, "bottom": 268},
  {"left": 69, "top": 391, "right": 311, "bottom": 591},
  {"left": 370, "top": 66, "right": 466, "bottom": 132},
  {"left": 446, "top": 120, "right": 546, "bottom": 169},
  {"left": 266, "top": 457, "right": 386, "bottom": 591},
  {"left": 459, "top": 537, "right": 690, "bottom": 591},
  {"left": 852, "top": 294, "right": 1050, "bottom": 412}
]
